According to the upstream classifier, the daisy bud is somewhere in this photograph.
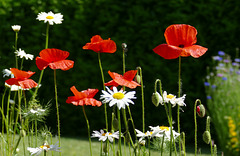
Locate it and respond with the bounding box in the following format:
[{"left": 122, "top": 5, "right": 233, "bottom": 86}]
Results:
[
  {"left": 196, "top": 104, "right": 206, "bottom": 118},
  {"left": 134, "top": 74, "right": 141, "bottom": 84},
  {"left": 151, "top": 92, "right": 162, "bottom": 107},
  {"left": 122, "top": 43, "right": 128, "bottom": 52},
  {"left": 203, "top": 130, "right": 211, "bottom": 144},
  {"left": 11, "top": 25, "right": 21, "bottom": 32},
  {"left": 139, "top": 140, "right": 146, "bottom": 146}
]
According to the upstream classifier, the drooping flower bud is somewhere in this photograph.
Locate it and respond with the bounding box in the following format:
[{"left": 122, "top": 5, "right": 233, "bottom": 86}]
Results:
[
  {"left": 196, "top": 104, "right": 206, "bottom": 117},
  {"left": 134, "top": 74, "right": 141, "bottom": 84},
  {"left": 112, "top": 114, "right": 119, "bottom": 131},
  {"left": 151, "top": 92, "right": 163, "bottom": 107},
  {"left": 122, "top": 43, "right": 128, "bottom": 52},
  {"left": 203, "top": 130, "right": 211, "bottom": 144}
]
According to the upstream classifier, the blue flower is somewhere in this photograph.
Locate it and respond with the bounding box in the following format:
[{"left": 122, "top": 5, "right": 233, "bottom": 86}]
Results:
[
  {"left": 207, "top": 96, "right": 212, "bottom": 99},
  {"left": 212, "top": 56, "right": 222, "bottom": 61},
  {"left": 218, "top": 51, "right": 225, "bottom": 56},
  {"left": 222, "top": 77, "right": 227, "bottom": 81},
  {"left": 211, "top": 85, "right": 216, "bottom": 89},
  {"left": 234, "top": 58, "right": 240, "bottom": 62},
  {"left": 232, "top": 62, "right": 239, "bottom": 66},
  {"left": 204, "top": 82, "right": 210, "bottom": 86}
]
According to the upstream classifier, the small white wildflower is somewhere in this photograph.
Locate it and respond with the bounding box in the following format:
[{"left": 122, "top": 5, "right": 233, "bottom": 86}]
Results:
[
  {"left": 100, "top": 87, "right": 136, "bottom": 110},
  {"left": 11, "top": 25, "right": 21, "bottom": 32},
  {"left": 27, "top": 142, "right": 61, "bottom": 156},
  {"left": 91, "top": 129, "right": 120, "bottom": 142},
  {"left": 36, "top": 11, "right": 63, "bottom": 25},
  {"left": 15, "top": 48, "right": 34, "bottom": 60},
  {"left": 2, "top": 69, "right": 14, "bottom": 78},
  {"left": 135, "top": 129, "right": 161, "bottom": 142},
  {"left": 149, "top": 125, "right": 180, "bottom": 141}
]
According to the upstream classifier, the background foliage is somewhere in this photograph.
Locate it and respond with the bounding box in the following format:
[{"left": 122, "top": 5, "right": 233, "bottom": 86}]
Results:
[{"left": 1, "top": 0, "right": 240, "bottom": 146}]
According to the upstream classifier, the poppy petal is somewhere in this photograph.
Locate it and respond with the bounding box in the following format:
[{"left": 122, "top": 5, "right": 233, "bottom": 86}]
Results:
[
  {"left": 70, "top": 86, "right": 86, "bottom": 99},
  {"left": 114, "top": 78, "right": 140, "bottom": 89},
  {"left": 18, "top": 79, "right": 38, "bottom": 89},
  {"left": 83, "top": 98, "right": 102, "bottom": 107},
  {"left": 48, "top": 60, "right": 74, "bottom": 71},
  {"left": 5, "top": 78, "right": 19, "bottom": 86},
  {"left": 123, "top": 70, "right": 137, "bottom": 81},
  {"left": 165, "top": 24, "right": 197, "bottom": 47},
  {"left": 10, "top": 68, "right": 35, "bottom": 79},
  {"left": 183, "top": 45, "right": 208, "bottom": 58},
  {"left": 82, "top": 89, "right": 99, "bottom": 98},
  {"left": 91, "top": 35, "right": 103, "bottom": 43},
  {"left": 108, "top": 71, "right": 121, "bottom": 80},
  {"left": 100, "top": 39, "right": 117, "bottom": 53},
  {"left": 153, "top": 44, "right": 182, "bottom": 59},
  {"left": 104, "top": 80, "right": 120, "bottom": 88},
  {"left": 36, "top": 57, "right": 50, "bottom": 70},
  {"left": 39, "top": 49, "right": 70, "bottom": 63}
]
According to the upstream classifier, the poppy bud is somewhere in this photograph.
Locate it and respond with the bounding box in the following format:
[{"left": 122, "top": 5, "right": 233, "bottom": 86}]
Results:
[
  {"left": 203, "top": 130, "right": 211, "bottom": 144},
  {"left": 122, "top": 43, "right": 128, "bottom": 52},
  {"left": 151, "top": 92, "right": 162, "bottom": 107},
  {"left": 196, "top": 104, "right": 206, "bottom": 117},
  {"left": 134, "top": 74, "right": 141, "bottom": 84}
]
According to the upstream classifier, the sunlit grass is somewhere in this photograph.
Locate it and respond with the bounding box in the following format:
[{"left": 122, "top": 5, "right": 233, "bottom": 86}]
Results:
[{"left": 14, "top": 135, "right": 213, "bottom": 156}]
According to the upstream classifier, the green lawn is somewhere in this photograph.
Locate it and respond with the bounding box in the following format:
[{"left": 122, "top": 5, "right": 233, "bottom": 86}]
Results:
[{"left": 14, "top": 136, "right": 214, "bottom": 156}]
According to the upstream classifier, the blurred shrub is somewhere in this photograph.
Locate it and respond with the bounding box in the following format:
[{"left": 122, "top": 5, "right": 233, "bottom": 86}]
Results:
[
  {"left": 204, "top": 51, "right": 240, "bottom": 154},
  {"left": 1, "top": 0, "right": 240, "bottom": 145}
]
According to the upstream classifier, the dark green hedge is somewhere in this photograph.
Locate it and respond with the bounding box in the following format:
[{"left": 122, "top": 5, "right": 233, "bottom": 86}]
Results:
[{"left": 1, "top": 0, "right": 240, "bottom": 145}]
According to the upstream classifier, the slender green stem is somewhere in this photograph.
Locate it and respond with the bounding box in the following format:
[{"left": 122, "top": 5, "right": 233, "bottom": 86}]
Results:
[
  {"left": 177, "top": 56, "right": 182, "bottom": 154},
  {"left": 82, "top": 105, "right": 92, "bottom": 156},
  {"left": 148, "top": 138, "right": 150, "bottom": 156},
  {"left": 54, "top": 70, "right": 61, "bottom": 153},
  {"left": 160, "top": 135, "right": 165, "bottom": 156},
  {"left": 98, "top": 52, "right": 108, "bottom": 131},
  {"left": 44, "top": 150, "right": 47, "bottom": 156},
  {"left": 117, "top": 109, "right": 122, "bottom": 156},
  {"left": 35, "top": 120, "right": 38, "bottom": 147},
  {"left": 137, "top": 67, "right": 145, "bottom": 133},
  {"left": 15, "top": 32, "right": 18, "bottom": 69},
  {"left": 45, "top": 23, "right": 49, "bottom": 49},
  {"left": 122, "top": 46, "right": 126, "bottom": 74},
  {"left": 168, "top": 103, "right": 173, "bottom": 156},
  {"left": 194, "top": 99, "right": 201, "bottom": 156}
]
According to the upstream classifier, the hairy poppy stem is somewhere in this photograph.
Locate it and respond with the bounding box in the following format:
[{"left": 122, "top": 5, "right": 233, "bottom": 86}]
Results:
[
  {"left": 97, "top": 52, "right": 108, "bottom": 131},
  {"left": 53, "top": 69, "right": 61, "bottom": 155},
  {"left": 137, "top": 67, "right": 145, "bottom": 133},
  {"left": 82, "top": 105, "right": 92, "bottom": 156},
  {"left": 194, "top": 99, "right": 201, "bottom": 156},
  {"left": 177, "top": 56, "right": 182, "bottom": 154},
  {"left": 117, "top": 109, "right": 122, "bottom": 156}
]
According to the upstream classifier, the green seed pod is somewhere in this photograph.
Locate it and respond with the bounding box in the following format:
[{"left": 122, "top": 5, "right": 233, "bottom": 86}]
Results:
[
  {"left": 134, "top": 75, "right": 141, "bottom": 84},
  {"left": 197, "top": 104, "right": 206, "bottom": 118},
  {"left": 203, "top": 130, "right": 211, "bottom": 144},
  {"left": 151, "top": 92, "right": 162, "bottom": 107}
]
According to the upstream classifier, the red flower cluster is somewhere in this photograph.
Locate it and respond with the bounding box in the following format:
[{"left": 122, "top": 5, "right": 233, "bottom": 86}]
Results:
[
  {"left": 83, "top": 35, "right": 117, "bottom": 53},
  {"left": 36, "top": 48, "right": 74, "bottom": 70},
  {"left": 66, "top": 86, "right": 102, "bottom": 107},
  {"left": 105, "top": 70, "right": 140, "bottom": 89},
  {"left": 5, "top": 68, "right": 38, "bottom": 89},
  {"left": 153, "top": 24, "right": 208, "bottom": 59}
]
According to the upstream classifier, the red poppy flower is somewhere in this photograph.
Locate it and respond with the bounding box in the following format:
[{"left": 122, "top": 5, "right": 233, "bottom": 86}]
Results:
[
  {"left": 105, "top": 70, "right": 141, "bottom": 89},
  {"left": 83, "top": 35, "right": 117, "bottom": 53},
  {"left": 66, "top": 86, "right": 102, "bottom": 107},
  {"left": 5, "top": 68, "right": 38, "bottom": 89},
  {"left": 36, "top": 48, "right": 74, "bottom": 70},
  {"left": 153, "top": 24, "right": 208, "bottom": 59}
]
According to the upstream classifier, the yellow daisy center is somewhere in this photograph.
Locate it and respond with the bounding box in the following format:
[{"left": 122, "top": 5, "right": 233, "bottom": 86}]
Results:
[
  {"left": 166, "top": 94, "right": 174, "bottom": 99},
  {"left": 145, "top": 131, "right": 153, "bottom": 135},
  {"left": 40, "top": 145, "right": 50, "bottom": 149},
  {"left": 113, "top": 92, "right": 124, "bottom": 99},
  {"left": 46, "top": 16, "right": 54, "bottom": 19},
  {"left": 159, "top": 126, "right": 169, "bottom": 131}
]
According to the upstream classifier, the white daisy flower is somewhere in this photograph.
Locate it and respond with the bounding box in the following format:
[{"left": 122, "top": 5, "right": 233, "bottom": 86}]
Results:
[
  {"left": 5, "top": 83, "right": 24, "bottom": 91},
  {"left": 2, "top": 69, "right": 14, "bottom": 78},
  {"left": 162, "top": 91, "right": 186, "bottom": 107},
  {"left": 36, "top": 11, "right": 63, "bottom": 25},
  {"left": 11, "top": 25, "right": 21, "bottom": 32},
  {"left": 27, "top": 142, "right": 61, "bottom": 156},
  {"left": 135, "top": 129, "right": 161, "bottom": 142},
  {"left": 24, "top": 108, "right": 46, "bottom": 116},
  {"left": 100, "top": 87, "right": 136, "bottom": 110},
  {"left": 91, "top": 129, "right": 120, "bottom": 142},
  {"left": 15, "top": 48, "right": 34, "bottom": 60},
  {"left": 149, "top": 125, "right": 180, "bottom": 141}
]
